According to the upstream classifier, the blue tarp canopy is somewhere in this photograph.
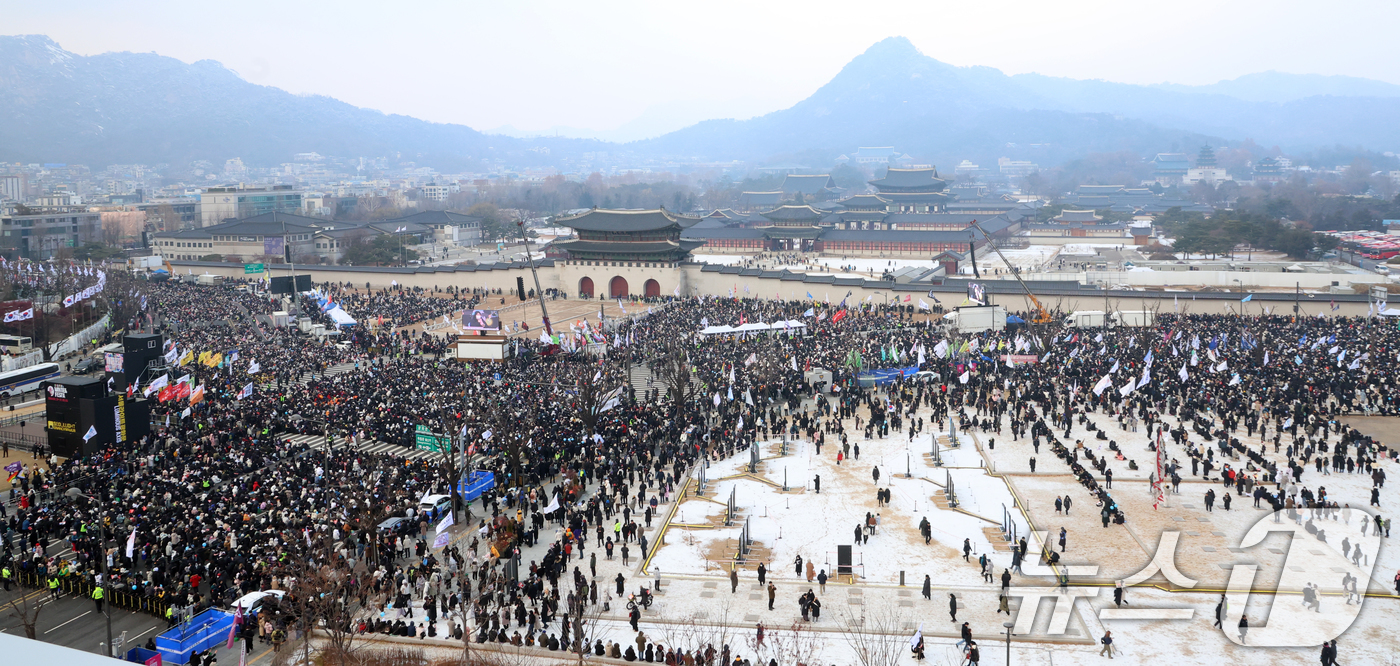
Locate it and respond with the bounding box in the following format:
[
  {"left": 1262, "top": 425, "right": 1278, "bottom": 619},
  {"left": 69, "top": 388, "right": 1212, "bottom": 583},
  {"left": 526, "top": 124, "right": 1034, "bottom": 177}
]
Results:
[
  {"left": 154, "top": 608, "right": 235, "bottom": 664},
  {"left": 1006, "top": 314, "right": 1027, "bottom": 324},
  {"left": 456, "top": 470, "right": 496, "bottom": 501},
  {"left": 856, "top": 365, "right": 920, "bottom": 387}
]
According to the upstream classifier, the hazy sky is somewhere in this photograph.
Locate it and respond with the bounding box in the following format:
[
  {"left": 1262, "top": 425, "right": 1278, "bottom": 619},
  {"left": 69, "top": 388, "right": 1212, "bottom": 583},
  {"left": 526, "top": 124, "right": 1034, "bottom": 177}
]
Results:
[{"left": 7, "top": 0, "right": 1398, "bottom": 139}]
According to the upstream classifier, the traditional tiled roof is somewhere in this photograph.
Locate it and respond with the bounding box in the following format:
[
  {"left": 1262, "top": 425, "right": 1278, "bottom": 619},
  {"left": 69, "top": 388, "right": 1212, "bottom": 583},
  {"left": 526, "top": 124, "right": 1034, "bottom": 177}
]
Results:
[
  {"left": 1053, "top": 209, "right": 1102, "bottom": 223},
  {"left": 839, "top": 194, "right": 890, "bottom": 210},
  {"left": 1075, "top": 185, "right": 1126, "bottom": 195},
  {"left": 551, "top": 238, "right": 703, "bottom": 255},
  {"left": 881, "top": 213, "right": 983, "bottom": 227},
  {"left": 383, "top": 210, "right": 481, "bottom": 228},
  {"left": 681, "top": 227, "right": 767, "bottom": 240},
  {"left": 760, "top": 205, "right": 826, "bottom": 222},
  {"left": 739, "top": 192, "right": 784, "bottom": 208},
  {"left": 155, "top": 211, "right": 323, "bottom": 239},
  {"left": 556, "top": 208, "right": 700, "bottom": 232},
  {"left": 869, "top": 168, "right": 946, "bottom": 193},
  {"left": 781, "top": 175, "right": 838, "bottom": 195}
]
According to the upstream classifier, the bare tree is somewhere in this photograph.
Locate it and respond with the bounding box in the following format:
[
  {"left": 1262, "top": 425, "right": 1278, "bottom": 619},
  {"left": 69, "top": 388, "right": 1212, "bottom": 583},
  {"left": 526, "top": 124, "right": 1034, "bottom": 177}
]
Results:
[
  {"left": 837, "top": 605, "right": 909, "bottom": 666},
  {"left": 4, "top": 585, "right": 45, "bottom": 639},
  {"left": 555, "top": 356, "right": 627, "bottom": 437},
  {"left": 651, "top": 339, "right": 700, "bottom": 418}
]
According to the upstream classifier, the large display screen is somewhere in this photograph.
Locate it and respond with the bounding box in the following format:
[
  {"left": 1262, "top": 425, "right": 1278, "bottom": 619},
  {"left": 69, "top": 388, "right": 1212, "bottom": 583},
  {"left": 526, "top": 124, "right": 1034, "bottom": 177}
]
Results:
[{"left": 462, "top": 309, "right": 501, "bottom": 331}]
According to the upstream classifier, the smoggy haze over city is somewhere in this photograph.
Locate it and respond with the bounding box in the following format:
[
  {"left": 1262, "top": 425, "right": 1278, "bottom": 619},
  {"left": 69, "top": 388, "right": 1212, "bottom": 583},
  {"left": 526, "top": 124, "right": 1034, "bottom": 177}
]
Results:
[{"left": 5, "top": 0, "right": 1399, "bottom": 141}]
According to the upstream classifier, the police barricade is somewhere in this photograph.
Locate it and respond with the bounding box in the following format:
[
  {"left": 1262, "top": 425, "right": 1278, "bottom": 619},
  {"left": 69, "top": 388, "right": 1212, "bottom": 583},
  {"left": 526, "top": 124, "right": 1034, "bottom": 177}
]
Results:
[{"left": 154, "top": 608, "right": 236, "bottom": 665}]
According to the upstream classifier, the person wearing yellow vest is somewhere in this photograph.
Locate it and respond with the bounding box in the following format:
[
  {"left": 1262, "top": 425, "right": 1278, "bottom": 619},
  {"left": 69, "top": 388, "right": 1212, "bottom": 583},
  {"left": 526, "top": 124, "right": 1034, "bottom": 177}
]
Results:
[
  {"left": 1, "top": 565, "right": 11, "bottom": 591},
  {"left": 92, "top": 584, "right": 105, "bottom": 613},
  {"left": 48, "top": 575, "right": 60, "bottom": 601}
]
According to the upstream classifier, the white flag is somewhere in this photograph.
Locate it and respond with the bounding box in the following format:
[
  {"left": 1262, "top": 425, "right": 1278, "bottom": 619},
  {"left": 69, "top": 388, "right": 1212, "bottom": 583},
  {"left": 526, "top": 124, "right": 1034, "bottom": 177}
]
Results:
[
  {"left": 1118, "top": 381, "right": 1134, "bottom": 397},
  {"left": 83, "top": 425, "right": 98, "bottom": 441},
  {"left": 1093, "top": 374, "right": 1113, "bottom": 396},
  {"left": 1229, "top": 373, "right": 1240, "bottom": 386},
  {"left": 1178, "top": 365, "right": 1188, "bottom": 382},
  {"left": 436, "top": 511, "right": 455, "bottom": 535},
  {"left": 542, "top": 493, "right": 561, "bottom": 514},
  {"left": 958, "top": 371, "right": 970, "bottom": 384},
  {"left": 126, "top": 529, "right": 136, "bottom": 558},
  {"left": 1214, "top": 361, "right": 1227, "bottom": 372}
]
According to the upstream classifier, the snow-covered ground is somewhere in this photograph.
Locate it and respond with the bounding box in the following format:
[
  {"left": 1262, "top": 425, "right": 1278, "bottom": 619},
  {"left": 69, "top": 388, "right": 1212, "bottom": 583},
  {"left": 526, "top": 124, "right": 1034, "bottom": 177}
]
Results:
[{"left": 384, "top": 386, "right": 1400, "bottom": 666}]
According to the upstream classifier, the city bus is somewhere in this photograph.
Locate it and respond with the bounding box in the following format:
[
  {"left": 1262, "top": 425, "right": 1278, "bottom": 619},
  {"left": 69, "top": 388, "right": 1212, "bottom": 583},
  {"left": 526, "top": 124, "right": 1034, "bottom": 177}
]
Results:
[
  {"left": 0, "top": 334, "right": 33, "bottom": 354},
  {"left": 0, "top": 362, "right": 62, "bottom": 398}
]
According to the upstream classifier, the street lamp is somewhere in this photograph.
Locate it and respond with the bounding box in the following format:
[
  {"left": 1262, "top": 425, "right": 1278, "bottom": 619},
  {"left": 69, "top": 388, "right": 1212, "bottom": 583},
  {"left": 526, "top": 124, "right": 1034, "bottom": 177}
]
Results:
[{"left": 1003, "top": 621, "right": 1015, "bottom": 666}]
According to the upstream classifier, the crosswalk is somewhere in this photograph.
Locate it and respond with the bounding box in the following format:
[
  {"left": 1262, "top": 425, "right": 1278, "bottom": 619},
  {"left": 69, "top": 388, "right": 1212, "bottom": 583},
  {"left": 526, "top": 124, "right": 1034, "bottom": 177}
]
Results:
[
  {"left": 277, "top": 432, "right": 448, "bottom": 463},
  {"left": 291, "top": 361, "right": 361, "bottom": 386}
]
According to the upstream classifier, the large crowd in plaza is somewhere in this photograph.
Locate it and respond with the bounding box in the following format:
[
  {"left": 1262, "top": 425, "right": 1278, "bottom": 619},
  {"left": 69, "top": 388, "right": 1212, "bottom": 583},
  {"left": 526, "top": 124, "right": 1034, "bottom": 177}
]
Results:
[{"left": 2, "top": 272, "right": 1397, "bottom": 665}]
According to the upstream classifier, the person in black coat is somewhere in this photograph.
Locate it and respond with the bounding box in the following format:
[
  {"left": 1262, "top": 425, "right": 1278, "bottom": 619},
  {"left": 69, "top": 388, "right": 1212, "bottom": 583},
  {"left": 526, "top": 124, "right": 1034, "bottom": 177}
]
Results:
[
  {"left": 922, "top": 574, "right": 932, "bottom": 600},
  {"left": 948, "top": 593, "right": 958, "bottom": 622},
  {"left": 616, "top": 572, "right": 626, "bottom": 595}
]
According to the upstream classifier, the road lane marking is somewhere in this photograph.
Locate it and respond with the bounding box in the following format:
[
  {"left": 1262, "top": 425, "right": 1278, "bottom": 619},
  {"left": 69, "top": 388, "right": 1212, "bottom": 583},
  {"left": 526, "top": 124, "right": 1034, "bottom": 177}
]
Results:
[{"left": 44, "top": 609, "right": 92, "bottom": 634}]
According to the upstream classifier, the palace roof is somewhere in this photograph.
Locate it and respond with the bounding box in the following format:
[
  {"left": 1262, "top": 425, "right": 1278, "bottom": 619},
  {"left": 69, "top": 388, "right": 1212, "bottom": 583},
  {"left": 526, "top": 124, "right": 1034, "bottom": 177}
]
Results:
[
  {"left": 869, "top": 168, "right": 946, "bottom": 192},
  {"left": 556, "top": 208, "right": 700, "bottom": 233}
]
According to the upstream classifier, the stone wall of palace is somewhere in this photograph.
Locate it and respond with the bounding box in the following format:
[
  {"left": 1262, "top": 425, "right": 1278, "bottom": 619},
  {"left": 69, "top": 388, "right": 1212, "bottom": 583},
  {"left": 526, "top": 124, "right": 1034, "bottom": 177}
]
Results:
[{"left": 165, "top": 260, "right": 1380, "bottom": 318}]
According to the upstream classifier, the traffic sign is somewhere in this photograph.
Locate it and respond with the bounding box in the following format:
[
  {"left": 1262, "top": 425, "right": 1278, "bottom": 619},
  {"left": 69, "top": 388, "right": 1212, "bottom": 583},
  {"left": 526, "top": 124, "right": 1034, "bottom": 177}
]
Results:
[
  {"left": 414, "top": 424, "right": 449, "bottom": 453},
  {"left": 244, "top": 263, "right": 264, "bottom": 274}
]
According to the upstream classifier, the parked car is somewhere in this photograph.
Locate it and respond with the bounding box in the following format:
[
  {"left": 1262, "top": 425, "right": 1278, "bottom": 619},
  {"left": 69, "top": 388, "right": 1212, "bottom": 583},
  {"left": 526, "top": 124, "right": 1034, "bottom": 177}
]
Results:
[
  {"left": 72, "top": 357, "right": 101, "bottom": 375},
  {"left": 418, "top": 494, "right": 453, "bottom": 522},
  {"left": 377, "top": 516, "right": 410, "bottom": 535},
  {"left": 228, "top": 590, "right": 286, "bottom": 616}
]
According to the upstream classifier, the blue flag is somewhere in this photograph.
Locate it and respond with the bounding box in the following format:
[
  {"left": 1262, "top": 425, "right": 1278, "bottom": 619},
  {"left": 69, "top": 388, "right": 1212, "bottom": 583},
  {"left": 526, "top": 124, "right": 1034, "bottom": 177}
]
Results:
[{"left": 1241, "top": 294, "right": 1252, "bottom": 302}]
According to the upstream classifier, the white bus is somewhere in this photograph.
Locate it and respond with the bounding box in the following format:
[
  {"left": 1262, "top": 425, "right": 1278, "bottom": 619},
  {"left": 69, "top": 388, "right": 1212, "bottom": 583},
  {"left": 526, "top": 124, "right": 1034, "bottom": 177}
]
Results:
[
  {"left": 0, "top": 334, "right": 33, "bottom": 354},
  {"left": 0, "top": 363, "right": 61, "bottom": 397}
]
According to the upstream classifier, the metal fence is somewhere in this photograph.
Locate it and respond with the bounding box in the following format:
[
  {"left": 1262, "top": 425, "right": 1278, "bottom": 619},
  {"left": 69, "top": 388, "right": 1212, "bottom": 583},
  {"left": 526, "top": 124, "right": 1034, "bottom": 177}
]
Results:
[{"left": 7, "top": 568, "right": 174, "bottom": 619}]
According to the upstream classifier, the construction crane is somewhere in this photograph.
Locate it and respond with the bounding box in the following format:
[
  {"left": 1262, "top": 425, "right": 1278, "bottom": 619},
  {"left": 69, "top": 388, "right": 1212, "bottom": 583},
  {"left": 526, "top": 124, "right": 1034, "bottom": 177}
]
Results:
[{"left": 966, "top": 219, "right": 1054, "bottom": 325}]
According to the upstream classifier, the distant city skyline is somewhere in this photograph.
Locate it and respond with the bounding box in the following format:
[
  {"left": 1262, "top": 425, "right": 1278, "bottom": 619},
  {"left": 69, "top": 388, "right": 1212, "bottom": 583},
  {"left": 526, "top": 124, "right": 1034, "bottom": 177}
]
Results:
[{"left": 5, "top": 0, "right": 1399, "bottom": 141}]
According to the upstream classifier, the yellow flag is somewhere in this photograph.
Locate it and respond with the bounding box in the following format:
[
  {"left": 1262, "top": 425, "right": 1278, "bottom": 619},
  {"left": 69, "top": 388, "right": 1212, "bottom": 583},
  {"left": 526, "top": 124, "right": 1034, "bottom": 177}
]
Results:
[{"left": 179, "top": 351, "right": 193, "bottom": 366}]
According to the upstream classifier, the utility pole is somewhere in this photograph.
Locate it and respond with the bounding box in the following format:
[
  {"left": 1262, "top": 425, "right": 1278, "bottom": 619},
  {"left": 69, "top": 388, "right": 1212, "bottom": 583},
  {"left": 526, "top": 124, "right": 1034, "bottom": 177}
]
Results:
[
  {"left": 100, "top": 522, "right": 114, "bottom": 657},
  {"left": 517, "top": 219, "right": 553, "bottom": 336}
]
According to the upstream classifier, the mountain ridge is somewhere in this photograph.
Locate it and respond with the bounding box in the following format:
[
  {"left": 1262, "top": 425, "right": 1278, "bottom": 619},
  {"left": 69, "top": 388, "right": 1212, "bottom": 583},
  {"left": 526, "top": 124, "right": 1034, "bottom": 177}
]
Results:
[{"left": 1, "top": 34, "right": 1396, "bottom": 170}]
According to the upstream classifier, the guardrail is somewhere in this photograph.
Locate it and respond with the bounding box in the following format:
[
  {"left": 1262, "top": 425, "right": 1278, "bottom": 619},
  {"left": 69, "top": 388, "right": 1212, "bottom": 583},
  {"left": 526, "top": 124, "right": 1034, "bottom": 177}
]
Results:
[
  {"left": 8, "top": 568, "right": 174, "bottom": 619},
  {"left": 0, "top": 410, "right": 43, "bottom": 427}
]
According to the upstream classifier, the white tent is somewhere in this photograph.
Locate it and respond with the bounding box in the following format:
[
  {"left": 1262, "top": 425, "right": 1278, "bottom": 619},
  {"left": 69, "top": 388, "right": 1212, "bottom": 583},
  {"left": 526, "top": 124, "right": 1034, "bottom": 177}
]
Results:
[
  {"left": 699, "top": 325, "right": 736, "bottom": 336},
  {"left": 1379, "top": 308, "right": 1400, "bottom": 317},
  {"left": 326, "top": 305, "right": 357, "bottom": 327}
]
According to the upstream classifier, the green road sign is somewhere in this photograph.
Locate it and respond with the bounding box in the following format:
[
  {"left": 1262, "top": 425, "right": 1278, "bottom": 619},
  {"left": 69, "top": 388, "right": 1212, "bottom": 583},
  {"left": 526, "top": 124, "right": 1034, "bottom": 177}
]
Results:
[
  {"left": 244, "top": 263, "right": 264, "bottom": 274},
  {"left": 415, "top": 424, "right": 449, "bottom": 453}
]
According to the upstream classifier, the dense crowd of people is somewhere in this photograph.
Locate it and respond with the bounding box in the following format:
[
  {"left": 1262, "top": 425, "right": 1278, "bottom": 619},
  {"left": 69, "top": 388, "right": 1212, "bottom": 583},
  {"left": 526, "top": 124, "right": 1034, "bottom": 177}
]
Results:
[{"left": 2, "top": 271, "right": 1397, "bottom": 663}]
